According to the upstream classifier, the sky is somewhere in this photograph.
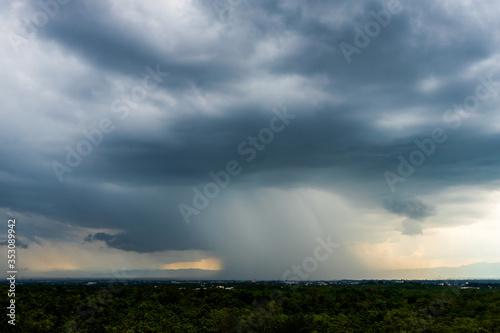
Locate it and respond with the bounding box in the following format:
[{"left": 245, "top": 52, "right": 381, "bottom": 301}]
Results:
[{"left": 1, "top": 0, "right": 500, "bottom": 280}]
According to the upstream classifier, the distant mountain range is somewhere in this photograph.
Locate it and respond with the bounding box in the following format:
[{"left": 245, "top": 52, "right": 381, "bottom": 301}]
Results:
[{"left": 20, "top": 268, "right": 219, "bottom": 280}]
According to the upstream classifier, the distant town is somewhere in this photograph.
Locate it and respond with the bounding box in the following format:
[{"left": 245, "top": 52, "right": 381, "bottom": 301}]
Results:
[{"left": 6, "top": 278, "right": 500, "bottom": 289}]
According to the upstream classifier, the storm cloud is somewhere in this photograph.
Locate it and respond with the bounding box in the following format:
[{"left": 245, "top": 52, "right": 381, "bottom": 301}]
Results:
[
  {"left": 383, "top": 196, "right": 436, "bottom": 221},
  {"left": 1, "top": 0, "right": 500, "bottom": 279}
]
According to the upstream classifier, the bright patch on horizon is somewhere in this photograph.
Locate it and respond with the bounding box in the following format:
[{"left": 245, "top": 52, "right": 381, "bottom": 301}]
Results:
[{"left": 161, "top": 258, "right": 223, "bottom": 271}]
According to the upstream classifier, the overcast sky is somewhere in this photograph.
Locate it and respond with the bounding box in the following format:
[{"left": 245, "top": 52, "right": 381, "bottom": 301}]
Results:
[{"left": 1, "top": 0, "right": 500, "bottom": 280}]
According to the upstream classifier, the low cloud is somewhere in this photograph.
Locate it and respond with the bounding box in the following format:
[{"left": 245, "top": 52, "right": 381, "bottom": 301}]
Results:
[
  {"left": 383, "top": 196, "right": 436, "bottom": 221},
  {"left": 401, "top": 219, "right": 424, "bottom": 236},
  {"left": 384, "top": 196, "right": 436, "bottom": 235}
]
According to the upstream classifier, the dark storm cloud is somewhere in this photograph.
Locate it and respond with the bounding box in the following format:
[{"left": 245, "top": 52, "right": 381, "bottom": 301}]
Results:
[
  {"left": 34, "top": 0, "right": 251, "bottom": 93},
  {"left": 72, "top": 106, "right": 380, "bottom": 184},
  {"left": 384, "top": 195, "right": 437, "bottom": 235},
  {"left": 84, "top": 232, "right": 114, "bottom": 243},
  {"left": 0, "top": 175, "right": 212, "bottom": 251},
  {"left": 383, "top": 196, "right": 436, "bottom": 220},
  {"left": 2, "top": 0, "right": 500, "bottom": 258},
  {"left": 84, "top": 232, "right": 157, "bottom": 253}
]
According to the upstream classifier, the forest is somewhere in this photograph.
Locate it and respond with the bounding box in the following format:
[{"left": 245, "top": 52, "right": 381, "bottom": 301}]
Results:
[{"left": 1, "top": 280, "right": 499, "bottom": 332}]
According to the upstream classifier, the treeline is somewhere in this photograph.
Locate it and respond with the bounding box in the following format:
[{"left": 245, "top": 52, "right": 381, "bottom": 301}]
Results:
[{"left": 0, "top": 282, "right": 499, "bottom": 332}]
